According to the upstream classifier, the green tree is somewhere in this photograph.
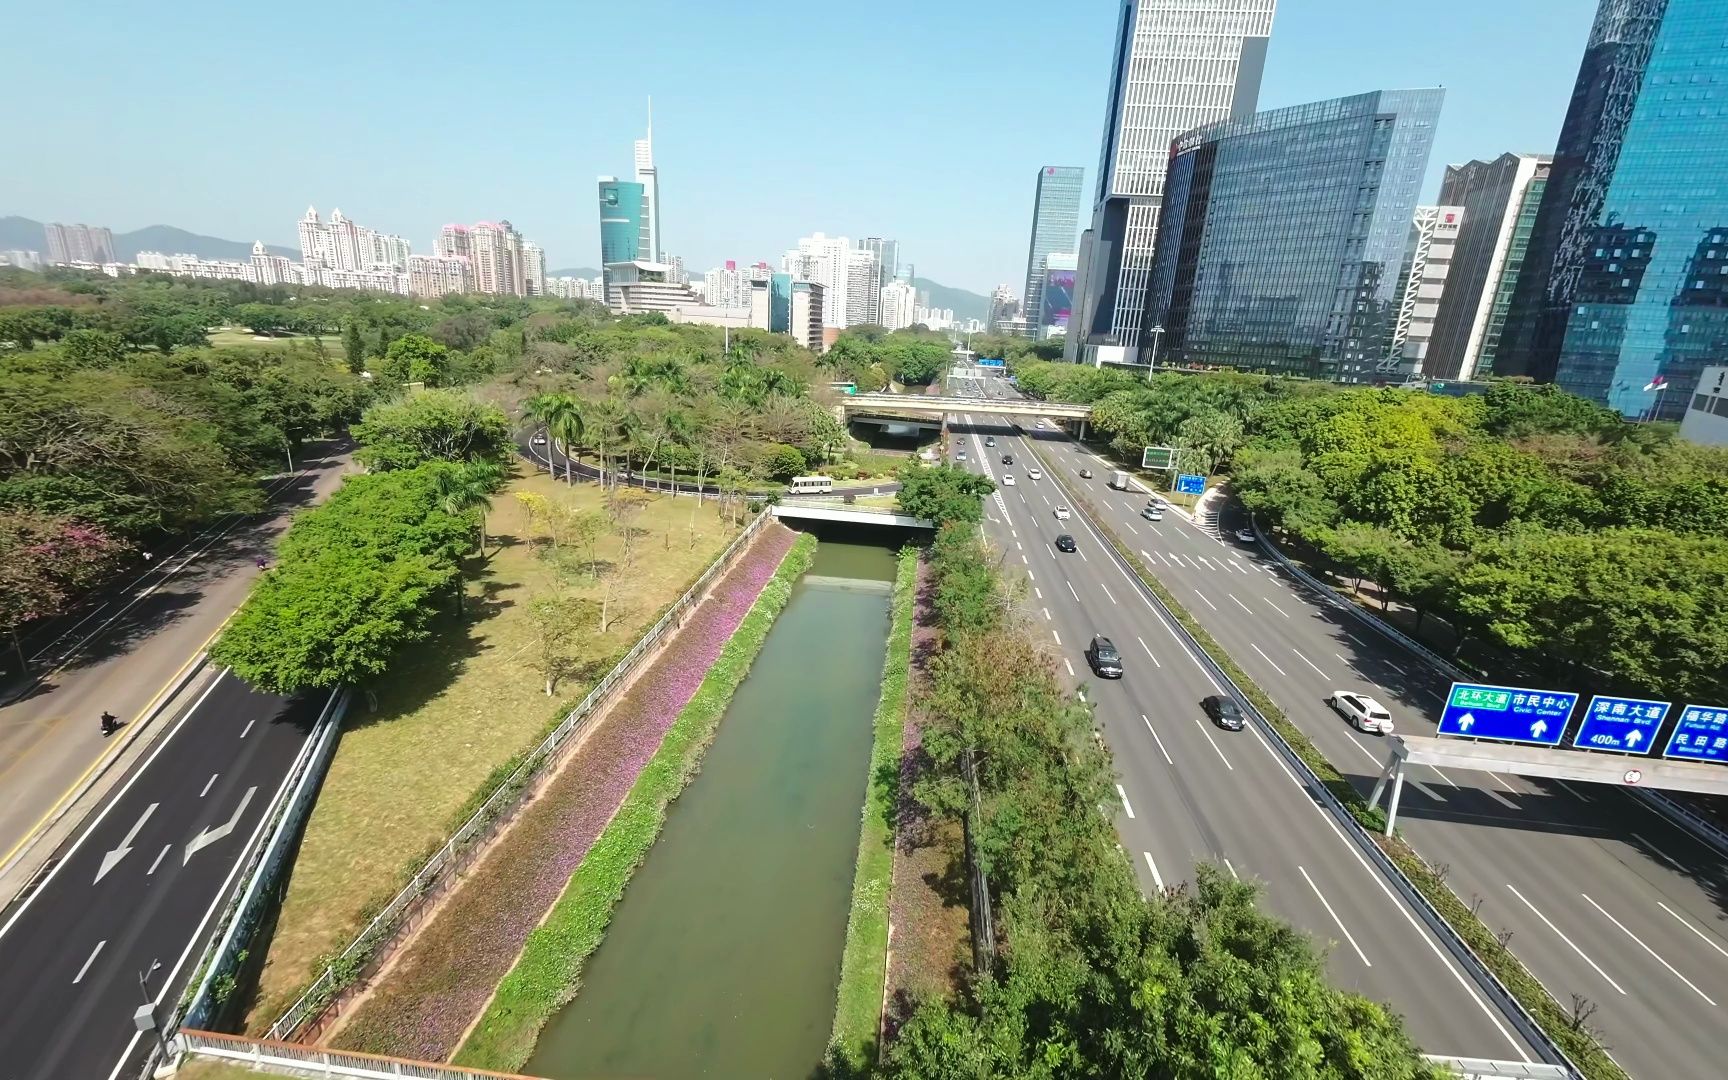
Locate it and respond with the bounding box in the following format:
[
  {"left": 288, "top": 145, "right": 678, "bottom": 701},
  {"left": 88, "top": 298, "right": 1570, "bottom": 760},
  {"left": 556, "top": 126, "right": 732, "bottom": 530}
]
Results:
[
  {"left": 523, "top": 393, "right": 585, "bottom": 483},
  {"left": 762, "top": 442, "right": 807, "bottom": 480},
  {"left": 351, "top": 389, "right": 512, "bottom": 472},
  {"left": 343, "top": 319, "right": 368, "bottom": 374},
  {"left": 58, "top": 329, "right": 128, "bottom": 368},
  {"left": 432, "top": 461, "right": 502, "bottom": 557},
  {"left": 894, "top": 462, "right": 995, "bottom": 527}
]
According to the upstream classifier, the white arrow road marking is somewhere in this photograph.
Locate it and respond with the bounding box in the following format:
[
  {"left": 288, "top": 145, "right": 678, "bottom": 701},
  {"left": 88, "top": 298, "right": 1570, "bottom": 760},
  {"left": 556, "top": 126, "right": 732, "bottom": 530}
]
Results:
[
  {"left": 183, "top": 786, "right": 257, "bottom": 865},
  {"left": 95, "top": 803, "right": 158, "bottom": 884}
]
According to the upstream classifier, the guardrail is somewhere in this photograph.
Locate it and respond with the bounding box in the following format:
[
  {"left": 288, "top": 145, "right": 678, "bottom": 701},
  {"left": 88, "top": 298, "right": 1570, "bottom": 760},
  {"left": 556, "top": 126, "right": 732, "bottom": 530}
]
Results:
[
  {"left": 266, "top": 510, "right": 773, "bottom": 1042},
  {"left": 1020, "top": 442, "right": 1575, "bottom": 1074},
  {"left": 1249, "top": 517, "right": 1728, "bottom": 860},
  {"left": 177, "top": 1029, "right": 545, "bottom": 1079}
]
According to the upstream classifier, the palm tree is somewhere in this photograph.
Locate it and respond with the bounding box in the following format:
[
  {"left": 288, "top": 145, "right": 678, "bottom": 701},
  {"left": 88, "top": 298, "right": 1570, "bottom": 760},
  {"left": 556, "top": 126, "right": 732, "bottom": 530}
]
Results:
[
  {"left": 523, "top": 393, "right": 584, "bottom": 483},
  {"left": 435, "top": 463, "right": 501, "bottom": 557}
]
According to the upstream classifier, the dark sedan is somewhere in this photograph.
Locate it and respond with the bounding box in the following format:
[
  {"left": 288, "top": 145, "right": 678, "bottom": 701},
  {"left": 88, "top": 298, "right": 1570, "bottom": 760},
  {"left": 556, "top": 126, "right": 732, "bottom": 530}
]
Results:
[
  {"left": 1201, "top": 694, "right": 1246, "bottom": 731},
  {"left": 1054, "top": 534, "right": 1077, "bottom": 553}
]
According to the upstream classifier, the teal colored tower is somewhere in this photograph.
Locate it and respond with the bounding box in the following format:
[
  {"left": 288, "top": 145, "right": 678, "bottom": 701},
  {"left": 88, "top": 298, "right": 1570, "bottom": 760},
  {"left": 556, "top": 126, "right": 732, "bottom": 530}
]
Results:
[{"left": 598, "top": 177, "right": 645, "bottom": 296}]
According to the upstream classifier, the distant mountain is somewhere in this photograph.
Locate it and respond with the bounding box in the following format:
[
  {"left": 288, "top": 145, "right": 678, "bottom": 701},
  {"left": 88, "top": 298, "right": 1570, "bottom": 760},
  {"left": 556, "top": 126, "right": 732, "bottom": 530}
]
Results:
[
  {"left": 0, "top": 216, "right": 295, "bottom": 262},
  {"left": 548, "top": 267, "right": 601, "bottom": 280},
  {"left": 911, "top": 277, "right": 989, "bottom": 323}
]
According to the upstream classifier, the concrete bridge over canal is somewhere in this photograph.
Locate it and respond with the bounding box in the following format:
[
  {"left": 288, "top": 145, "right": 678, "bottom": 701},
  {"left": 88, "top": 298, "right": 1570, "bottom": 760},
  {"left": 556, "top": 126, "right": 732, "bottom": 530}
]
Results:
[{"left": 770, "top": 500, "right": 933, "bottom": 530}]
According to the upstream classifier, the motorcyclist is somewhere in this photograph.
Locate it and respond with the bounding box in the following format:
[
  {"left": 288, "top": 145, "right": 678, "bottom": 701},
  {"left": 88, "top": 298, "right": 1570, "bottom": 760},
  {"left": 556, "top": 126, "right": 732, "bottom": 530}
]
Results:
[{"left": 100, "top": 711, "right": 119, "bottom": 735}]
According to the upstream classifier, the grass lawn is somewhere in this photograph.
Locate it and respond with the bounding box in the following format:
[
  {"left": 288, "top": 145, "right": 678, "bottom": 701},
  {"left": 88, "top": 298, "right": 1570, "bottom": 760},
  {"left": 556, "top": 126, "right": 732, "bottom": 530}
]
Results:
[
  {"left": 241, "top": 469, "right": 737, "bottom": 1032},
  {"left": 205, "top": 327, "right": 334, "bottom": 349},
  {"left": 175, "top": 1063, "right": 262, "bottom": 1080}
]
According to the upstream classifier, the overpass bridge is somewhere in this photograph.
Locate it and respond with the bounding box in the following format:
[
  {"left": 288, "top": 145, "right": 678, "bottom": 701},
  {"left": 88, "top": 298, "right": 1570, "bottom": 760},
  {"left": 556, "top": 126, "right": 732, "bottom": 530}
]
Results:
[
  {"left": 771, "top": 500, "right": 932, "bottom": 530},
  {"left": 841, "top": 393, "right": 1092, "bottom": 421}
]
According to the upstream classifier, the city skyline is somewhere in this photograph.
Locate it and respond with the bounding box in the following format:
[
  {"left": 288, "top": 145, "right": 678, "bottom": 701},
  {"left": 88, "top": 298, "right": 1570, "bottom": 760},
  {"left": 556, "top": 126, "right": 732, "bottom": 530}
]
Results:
[{"left": 2, "top": 1, "right": 1595, "bottom": 293}]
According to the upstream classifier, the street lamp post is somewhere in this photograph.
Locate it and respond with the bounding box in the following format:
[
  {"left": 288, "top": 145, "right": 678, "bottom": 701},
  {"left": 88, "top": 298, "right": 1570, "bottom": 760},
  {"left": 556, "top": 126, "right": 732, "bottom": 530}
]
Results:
[{"left": 1146, "top": 325, "right": 1165, "bottom": 384}]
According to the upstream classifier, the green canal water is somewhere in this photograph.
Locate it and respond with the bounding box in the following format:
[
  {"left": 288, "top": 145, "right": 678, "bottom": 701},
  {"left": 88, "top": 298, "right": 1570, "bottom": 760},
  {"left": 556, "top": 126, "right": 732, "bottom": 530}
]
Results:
[{"left": 525, "top": 539, "right": 898, "bottom": 1080}]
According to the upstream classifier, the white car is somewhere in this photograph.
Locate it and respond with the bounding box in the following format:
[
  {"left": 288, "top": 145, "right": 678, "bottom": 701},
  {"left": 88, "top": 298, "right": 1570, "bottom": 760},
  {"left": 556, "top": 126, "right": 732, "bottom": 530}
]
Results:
[
  {"left": 1002, "top": 474, "right": 1016, "bottom": 486},
  {"left": 1329, "top": 691, "right": 1394, "bottom": 734},
  {"left": 1054, "top": 505, "right": 1071, "bottom": 521},
  {"left": 1141, "top": 505, "right": 1164, "bottom": 522},
  {"left": 1028, "top": 468, "right": 1044, "bottom": 480},
  {"left": 1234, "top": 526, "right": 1255, "bottom": 543},
  {"left": 531, "top": 434, "right": 547, "bottom": 446}
]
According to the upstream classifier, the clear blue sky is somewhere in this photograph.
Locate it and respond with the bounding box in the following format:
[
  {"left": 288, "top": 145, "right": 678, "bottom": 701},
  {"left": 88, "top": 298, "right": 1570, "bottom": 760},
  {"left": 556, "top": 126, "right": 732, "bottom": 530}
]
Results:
[{"left": 2, "top": 1, "right": 1594, "bottom": 293}]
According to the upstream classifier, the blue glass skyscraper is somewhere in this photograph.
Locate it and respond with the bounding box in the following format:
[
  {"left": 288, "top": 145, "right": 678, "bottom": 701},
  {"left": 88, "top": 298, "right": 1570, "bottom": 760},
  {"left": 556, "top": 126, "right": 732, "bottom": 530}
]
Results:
[
  {"left": 1143, "top": 89, "right": 1443, "bottom": 380},
  {"left": 597, "top": 177, "right": 645, "bottom": 297},
  {"left": 1500, "top": 0, "right": 1728, "bottom": 419}
]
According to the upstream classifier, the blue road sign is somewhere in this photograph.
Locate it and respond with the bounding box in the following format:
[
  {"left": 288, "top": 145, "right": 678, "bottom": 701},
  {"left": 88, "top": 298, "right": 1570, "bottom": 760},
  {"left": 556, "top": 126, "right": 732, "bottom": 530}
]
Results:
[
  {"left": 1662, "top": 704, "right": 1728, "bottom": 764},
  {"left": 978, "top": 357, "right": 1006, "bottom": 368},
  {"left": 1575, "top": 695, "right": 1670, "bottom": 754},
  {"left": 1175, "top": 473, "right": 1205, "bottom": 495},
  {"left": 1437, "top": 682, "right": 1577, "bottom": 747}
]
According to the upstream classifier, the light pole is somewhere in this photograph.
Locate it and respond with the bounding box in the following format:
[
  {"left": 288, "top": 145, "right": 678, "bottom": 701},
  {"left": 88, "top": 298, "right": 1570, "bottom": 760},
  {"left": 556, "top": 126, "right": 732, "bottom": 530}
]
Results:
[{"left": 1146, "top": 325, "right": 1165, "bottom": 384}]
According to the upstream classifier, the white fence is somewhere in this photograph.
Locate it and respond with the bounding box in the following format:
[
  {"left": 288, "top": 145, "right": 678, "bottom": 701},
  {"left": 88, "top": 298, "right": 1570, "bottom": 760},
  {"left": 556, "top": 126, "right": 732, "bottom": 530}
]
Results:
[
  {"left": 177, "top": 1030, "right": 543, "bottom": 1079},
  {"left": 266, "top": 510, "right": 772, "bottom": 1041}
]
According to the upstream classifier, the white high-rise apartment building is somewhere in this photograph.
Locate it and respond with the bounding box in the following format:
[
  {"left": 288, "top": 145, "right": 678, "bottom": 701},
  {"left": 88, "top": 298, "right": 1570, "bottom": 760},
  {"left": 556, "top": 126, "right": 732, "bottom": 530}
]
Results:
[
  {"left": 326, "top": 209, "right": 363, "bottom": 272},
  {"left": 250, "top": 241, "right": 294, "bottom": 286},
  {"left": 1070, "top": 0, "right": 1277, "bottom": 361},
  {"left": 43, "top": 223, "right": 116, "bottom": 265},
  {"left": 436, "top": 223, "right": 472, "bottom": 261},
  {"left": 845, "top": 248, "right": 881, "bottom": 327},
  {"left": 783, "top": 233, "right": 853, "bottom": 327},
  {"left": 408, "top": 254, "right": 471, "bottom": 297},
  {"left": 521, "top": 241, "right": 546, "bottom": 296},
  {"left": 880, "top": 279, "right": 917, "bottom": 331},
  {"left": 298, "top": 207, "right": 409, "bottom": 274}
]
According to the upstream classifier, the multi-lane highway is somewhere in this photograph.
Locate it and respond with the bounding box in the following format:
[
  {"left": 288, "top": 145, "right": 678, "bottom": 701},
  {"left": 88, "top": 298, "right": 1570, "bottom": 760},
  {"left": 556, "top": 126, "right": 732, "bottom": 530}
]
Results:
[
  {"left": 0, "top": 672, "right": 324, "bottom": 1079},
  {"left": 944, "top": 407, "right": 1541, "bottom": 1061},
  {"left": 967, "top": 376, "right": 1728, "bottom": 1078}
]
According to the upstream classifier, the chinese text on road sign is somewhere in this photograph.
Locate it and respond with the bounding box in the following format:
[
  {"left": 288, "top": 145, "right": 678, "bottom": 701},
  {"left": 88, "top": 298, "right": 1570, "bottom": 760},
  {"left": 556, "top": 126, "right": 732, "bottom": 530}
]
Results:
[{"left": 1437, "top": 682, "right": 1577, "bottom": 747}]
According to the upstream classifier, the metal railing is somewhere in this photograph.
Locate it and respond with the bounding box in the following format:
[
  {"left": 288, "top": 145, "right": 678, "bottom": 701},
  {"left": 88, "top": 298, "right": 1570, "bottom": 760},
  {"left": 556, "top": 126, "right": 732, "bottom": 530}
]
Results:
[
  {"left": 267, "top": 510, "right": 773, "bottom": 1041},
  {"left": 1250, "top": 516, "right": 1728, "bottom": 859},
  {"left": 177, "top": 1029, "right": 545, "bottom": 1079}
]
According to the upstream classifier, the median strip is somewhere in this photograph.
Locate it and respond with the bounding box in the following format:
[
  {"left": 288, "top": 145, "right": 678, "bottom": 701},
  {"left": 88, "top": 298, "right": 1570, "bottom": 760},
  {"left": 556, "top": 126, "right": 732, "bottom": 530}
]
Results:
[{"left": 1022, "top": 439, "right": 1622, "bottom": 1080}]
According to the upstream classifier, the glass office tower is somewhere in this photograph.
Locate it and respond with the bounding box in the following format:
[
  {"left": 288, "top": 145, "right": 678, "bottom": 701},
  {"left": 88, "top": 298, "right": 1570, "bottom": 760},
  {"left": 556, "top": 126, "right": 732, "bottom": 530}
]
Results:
[
  {"left": 597, "top": 177, "right": 646, "bottom": 298},
  {"left": 1143, "top": 89, "right": 1444, "bottom": 379},
  {"left": 1500, "top": 0, "right": 1728, "bottom": 418},
  {"left": 1022, "top": 166, "right": 1084, "bottom": 334}
]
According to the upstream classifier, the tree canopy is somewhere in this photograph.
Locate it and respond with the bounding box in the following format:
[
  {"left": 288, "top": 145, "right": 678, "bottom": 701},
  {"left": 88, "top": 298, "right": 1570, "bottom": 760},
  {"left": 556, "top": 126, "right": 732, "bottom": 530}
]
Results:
[
  {"left": 894, "top": 463, "right": 995, "bottom": 527},
  {"left": 352, "top": 389, "right": 512, "bottom": 472}
]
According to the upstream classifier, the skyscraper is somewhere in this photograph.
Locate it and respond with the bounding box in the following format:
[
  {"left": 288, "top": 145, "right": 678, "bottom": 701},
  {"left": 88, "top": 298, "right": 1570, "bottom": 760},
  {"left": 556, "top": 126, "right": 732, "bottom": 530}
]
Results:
[
  {"left": 783, "top": 233, "right": 853, "bottom": 328},
  {"left": 598, "top": 177, "right": 646, "bottom": 296},
  {"left": 1070, "top": 0, "right": 1277, "bottom": 363},
  {"left": 857, "top": 237, "right": 898, "bottom": 289},
  {"left": 1022, "top": 166, "right": 1084, "bottom": 333},
  {"left": 43, "top": 223, "right": 115, "bottom": 265},
  {"left": 634, "top": 103, "right": 662, "bottom": 263},
  {"left": 1423, "top": 154, "right": 1552, "bottom": 381},
  {"left": 1144, "top": 89, "right": 1444, "bottom": 380},
  {"left": 880, "top": 278, "right": 918, "bottom": 331},
  {"left": 1500, "top": 0, "right": 1728, "bottom": 419},
  {"left": 845, "top": 248, "right": 881, "bottom": 326},
  {"left": 1386, "top": 206, "right": 1465, "bottom": 379}
]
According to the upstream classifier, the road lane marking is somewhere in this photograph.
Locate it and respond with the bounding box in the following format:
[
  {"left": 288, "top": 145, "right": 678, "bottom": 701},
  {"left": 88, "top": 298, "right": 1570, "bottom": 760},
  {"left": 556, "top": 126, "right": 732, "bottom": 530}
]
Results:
[
  {"left": 1026, "top": 570, "right": 1035, "bottom": 582},
  {"left": 1141, "top": 714, "right": 1173, "bottom": 765},
  {"left": 1051, "top": 629, "right": 1061, "bottom": 646},
  {"left": 1224, "top": 858, "right": 1240, "bottom": 880},
  {"left": 1385, "top": 659, "right": 1407, "bottom": 676},
  {"left": 1582, "top": 893, "right": 1715, "bottom": 1004},
  {"left": 1021, "top": 553, "right": 1028, "bottom": 564},
  {"left": 199, "top": 773, "right": 219, "bottom": 797},
  {"left": 1148, "top": 524, "right": 1164, "bottom": 537},
  {"left": 73, "top": 940, "right": 106, "bottom": 984},
  {"left": 1553, "top": 778, "right": 1592, "bottom": 802},
  {"left": 1042, "top": 607, "right": 1051, "bottom": 621},
  {"left": 1015, "top": 540, "right": 1023, "bottom": 551},
  {"left": 1630, "top": 832, "right": 1689, "bottom": 874},
  {"left": 1064, "top": 657, "right": 1074, "bottom": 676},
  {"left": 1291, "top": 649, "right": 1329, "bottom": 679},
  {"left": 1506, "top": 883, "right": 1624, "bottom": 994},
  {"left": 1196, "top": 555, "right": 1218, "bottom": 571},
  {"left": 239, "top": 719, "right": 256, "bottom": 739},
  {"left": 1192, "top": 716, "right": 1233, "bottom": 770},
  {"left": 1427, "top": 764, "right": 1460, "bottom": 788},
  {"left": 1122, "top": 520, "right": 1138, "bottom": 534},
  {"left": 183, "top": 786, "right": 258, "bottom": 865},
  {"left": 1066, "top": 581, "right": 1079, "bottom": 602},
  {"left": 1229, "top": 593, "right": 1253, "bottom": 614},
  {"left": 1034, "top": 587, "right": 1042, "bottom": 599},
  {"left": 94, "top": 802, "right": 159, "bottom": 884},
  {"left": 1100, "top": 582, "right": 1117, "bottom": 605},
  {"left": 1142, "top": 850, "right": 1165, "bottom": 890},
  {"left": 1192, "top": 589, "right": 1217, "bottom": 611},
  {"left": 1117, "top": 785, "right": 1136, "bottom": 819},
  {"left": 1077, "top": 548, "right": 1088, "bottom": 562},
  {"left": 147, "top": 844, "right": 171, "bottom": 876},
  {"left": 1249, "top": 642, "right": 1288, "bottom": 677},
  {"left": 1136, "top": 636, "right": 1161, "bottom": 667},
  {"left": 1657, "top": 901, "right": 1728, "bottom": 960},
  {"left": 1263, "top": 597, "right": 1289, "bottom": 618},
  {"left": 1300, "top": 867, "right": 1371, "bottom": 966}
]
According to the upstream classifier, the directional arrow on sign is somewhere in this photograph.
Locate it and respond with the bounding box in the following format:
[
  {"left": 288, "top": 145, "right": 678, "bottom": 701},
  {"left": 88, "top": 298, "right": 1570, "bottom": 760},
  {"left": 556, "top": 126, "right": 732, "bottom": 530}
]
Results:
[
  {"left": 95, "top": 802, "right": 158, "bottom": 883},
  {"left": 1626, "top": 729, "right": 1644, "bottom": 749},
  {"left": 182, "top": 786, "right": 256, "bottom": 865},
  {"left": 1458, "top": 713, "right": 1475, "bottom": 732},
  {"left": 1531, "top": 719, "right": 1549, "bottom": 740}
]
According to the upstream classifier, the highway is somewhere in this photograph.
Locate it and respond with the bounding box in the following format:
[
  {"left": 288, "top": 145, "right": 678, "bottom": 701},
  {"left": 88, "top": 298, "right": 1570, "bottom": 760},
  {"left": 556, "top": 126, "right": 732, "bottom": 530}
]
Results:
[
  {"left": 976, "top": 375, "right": 1728, "bottom": 1079},
  {"left": 0, "top": 672, "right": 323, "bottom": 1080},
  {"left": 944, "top": 405, "right": 1540, "bottom": 1062}
]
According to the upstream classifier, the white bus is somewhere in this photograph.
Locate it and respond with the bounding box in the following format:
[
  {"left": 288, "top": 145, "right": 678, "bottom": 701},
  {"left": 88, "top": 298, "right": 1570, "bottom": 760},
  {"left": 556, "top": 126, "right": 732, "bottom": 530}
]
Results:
[{"left": 787, "top": 475, "right": 835, "bottom": 496}]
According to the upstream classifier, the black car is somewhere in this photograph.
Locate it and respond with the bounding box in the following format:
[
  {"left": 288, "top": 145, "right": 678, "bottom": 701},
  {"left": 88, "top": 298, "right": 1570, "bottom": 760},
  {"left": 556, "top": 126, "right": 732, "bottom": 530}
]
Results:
[
  {"left": 1054, "top": 534, "right": 1077, "bottom": 553},
  {"left": 1002, "top": 454, "right": 1013, "bottom": 465},
  {"left": 1086, "top": 635, "right": 1123, "bottom": 678},
  {"left": 1201, "top": 694, "right": 1245, "bottom": 731},
  {"left": 985, "top": 436, "right": 996, "bottom": 447}
]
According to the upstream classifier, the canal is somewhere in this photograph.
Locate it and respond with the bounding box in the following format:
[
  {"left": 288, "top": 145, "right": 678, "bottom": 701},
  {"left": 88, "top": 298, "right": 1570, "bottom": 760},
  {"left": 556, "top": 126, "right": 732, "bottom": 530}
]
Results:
[{"left": 525, "top": 537, "right": 899, "bottom": 1079}]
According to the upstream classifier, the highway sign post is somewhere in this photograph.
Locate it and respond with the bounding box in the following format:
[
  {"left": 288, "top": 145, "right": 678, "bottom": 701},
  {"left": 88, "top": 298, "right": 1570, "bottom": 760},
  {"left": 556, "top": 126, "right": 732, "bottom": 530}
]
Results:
[
  {"left": 1437, "top": 682, "right": 1577, "bottom": 747},
  {"left": 1174, "top": 473, "right": 1205, "bottom": 495},
  {"left": 1574, "top": 695, "right": 1670, "bottom": 754},
  {"left": 1662, "top": 704, "right": 1728, "bottom": 764},
  {"left": 1142, "top": 446, "right": 1176, "bottom": 470}
]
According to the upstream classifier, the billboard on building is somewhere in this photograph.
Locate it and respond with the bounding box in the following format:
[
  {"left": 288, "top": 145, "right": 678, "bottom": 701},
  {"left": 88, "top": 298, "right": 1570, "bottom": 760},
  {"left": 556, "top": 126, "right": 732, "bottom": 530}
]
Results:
[{"left": 1042, "top": 268, "right": 1075, "bottom": 328}]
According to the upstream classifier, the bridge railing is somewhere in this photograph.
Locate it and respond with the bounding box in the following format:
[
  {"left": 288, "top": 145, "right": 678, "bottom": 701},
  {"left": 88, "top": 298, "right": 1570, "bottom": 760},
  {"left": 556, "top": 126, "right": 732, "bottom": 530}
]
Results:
[{"left": 176, "top": 1029, "right": 545, "bottom": 1079}]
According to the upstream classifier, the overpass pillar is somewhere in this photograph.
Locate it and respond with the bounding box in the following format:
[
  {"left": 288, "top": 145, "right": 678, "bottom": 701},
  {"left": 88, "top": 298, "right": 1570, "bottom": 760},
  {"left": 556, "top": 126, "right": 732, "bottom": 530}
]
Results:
[{"left": 1383, "top": 762, "right": 1407, "bottom": 836}]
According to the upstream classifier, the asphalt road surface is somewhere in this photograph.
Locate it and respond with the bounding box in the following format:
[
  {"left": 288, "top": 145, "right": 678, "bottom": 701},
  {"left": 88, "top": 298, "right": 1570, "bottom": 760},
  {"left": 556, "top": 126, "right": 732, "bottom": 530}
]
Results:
[
  {"left": 0, "top": 672, "right": 323, "bottom": 1080},
  {"left": 947, "top": 406, "right": 1539, "bottom": 1062},
  {"left": 976, "top": 375, "right": 1728, "bottom": 1079}
]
